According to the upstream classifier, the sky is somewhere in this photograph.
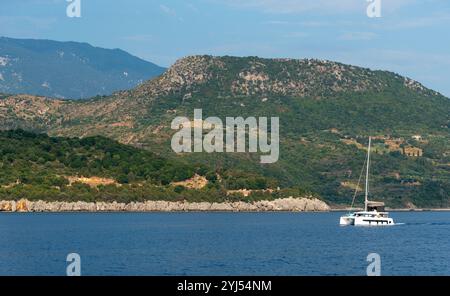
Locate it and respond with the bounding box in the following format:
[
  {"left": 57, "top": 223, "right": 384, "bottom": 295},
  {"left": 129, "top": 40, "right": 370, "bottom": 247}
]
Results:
[{"left": 1, "top": 0, "right": 450, "bottom": 97}]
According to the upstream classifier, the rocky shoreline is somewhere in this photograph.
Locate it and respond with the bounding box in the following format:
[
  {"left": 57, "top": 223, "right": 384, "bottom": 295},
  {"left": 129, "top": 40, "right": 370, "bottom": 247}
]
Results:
[{"left": 0, "top": 197, "right": 330, "bottom": 212}]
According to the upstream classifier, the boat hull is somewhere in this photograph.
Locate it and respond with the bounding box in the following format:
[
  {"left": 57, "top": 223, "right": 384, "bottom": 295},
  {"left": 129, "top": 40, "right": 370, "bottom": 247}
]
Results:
[
  {"left": 339, "top": 216, "right": 355, "bottom": 226},
  {"left": 339, "top": 211, "right": 395, "bottom": 226},
  {"left": 354, "top": 216, "right": 394, "bottom": 226}
]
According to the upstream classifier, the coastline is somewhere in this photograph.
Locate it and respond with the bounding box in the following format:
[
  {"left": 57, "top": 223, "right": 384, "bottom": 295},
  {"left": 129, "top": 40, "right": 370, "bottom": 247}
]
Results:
[
  {"left": 330, "top": 208, "right": 450, "bottom": 212},
  {"left": 0, "top": 197, "right": 330, "bottom": 213},
  {"left": 1, "top": 199, "right": 448, "bottom": 213}
]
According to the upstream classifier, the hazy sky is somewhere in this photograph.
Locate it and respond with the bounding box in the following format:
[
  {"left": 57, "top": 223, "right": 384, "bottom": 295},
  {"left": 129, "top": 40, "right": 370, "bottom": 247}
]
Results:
[{"left": 1, "top": 0, "right": 450, "bottom": 97}]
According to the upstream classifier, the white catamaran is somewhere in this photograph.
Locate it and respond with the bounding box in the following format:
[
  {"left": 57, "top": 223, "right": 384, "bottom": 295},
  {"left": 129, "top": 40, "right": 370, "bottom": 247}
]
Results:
[{"left": 339, "top": 137, "right": 395, "bottom": 226}]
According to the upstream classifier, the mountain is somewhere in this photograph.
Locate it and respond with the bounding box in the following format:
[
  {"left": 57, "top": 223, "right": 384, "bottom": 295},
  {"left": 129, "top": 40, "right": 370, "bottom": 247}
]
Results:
[
  {"left": 0, "top": 55, "right": 449, "bottom": 207},
  {"left": 0, "top": 37, "right": 166, "bottom": 99}
]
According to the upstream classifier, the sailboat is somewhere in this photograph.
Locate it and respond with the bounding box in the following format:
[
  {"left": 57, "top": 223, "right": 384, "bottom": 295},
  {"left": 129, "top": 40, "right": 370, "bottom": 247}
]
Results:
[{"left": 339, "top": 137, "right": 395, "bottom": 226}]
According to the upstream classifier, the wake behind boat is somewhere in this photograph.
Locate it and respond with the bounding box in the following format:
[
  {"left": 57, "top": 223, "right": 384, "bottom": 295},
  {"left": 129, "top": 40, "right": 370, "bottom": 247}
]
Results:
[{"left": 339, "top": 137, "right": 395, "bottom": 226}]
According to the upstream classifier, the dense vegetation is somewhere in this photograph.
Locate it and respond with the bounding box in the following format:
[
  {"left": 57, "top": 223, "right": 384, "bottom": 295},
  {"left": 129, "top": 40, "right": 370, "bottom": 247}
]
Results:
[
  {"left": 0, "top": 56, "right": 449, "bottom": 207},
  {"left": 0, "top": 129, "right": 200, "bottom": 185},
  {"left": 0, "top": 130, "right": 285, "bottom": 202}
]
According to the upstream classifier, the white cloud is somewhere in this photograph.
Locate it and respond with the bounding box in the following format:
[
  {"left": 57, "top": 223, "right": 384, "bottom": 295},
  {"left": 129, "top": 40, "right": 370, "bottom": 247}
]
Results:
[
  {"left": 378, "top": 13, "right": 450, "bottom": 30},
  {"left": 159, "top": 4, "right": 184, "bottom": 21},
  {"left": 122, "top": 34, "right": 154, "bottom": 42},
  {"left": 222, "top": 0, "right": 413, "bottom": 14},
  {"left": 339, "top": 31, "right": 377, "bottom": 41},
  {"left": 264, "top": 20, "right": 332, "bottom": 27},
  {"left": 186, "top": 3, "right": 200, "bottom": 13},
  {"left": 0, "top": 15, "right": 56, "bottom": 31},
  {"left": 283, "top": 32, "right": 309, "bottom": 38},
  {"left": 160, "top": 4, "right": 177, "bottom": 16}
]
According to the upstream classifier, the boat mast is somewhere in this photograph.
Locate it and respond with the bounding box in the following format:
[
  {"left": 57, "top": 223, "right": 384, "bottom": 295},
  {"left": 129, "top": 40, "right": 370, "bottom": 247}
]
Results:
[{"left": 365, "top": 136, "right": 371, "bottom": 211}]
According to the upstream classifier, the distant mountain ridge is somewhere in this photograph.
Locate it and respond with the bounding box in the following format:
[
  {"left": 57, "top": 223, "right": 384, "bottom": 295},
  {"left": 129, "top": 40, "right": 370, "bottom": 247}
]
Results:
[{"left": 0, "top": 37, "right": 166, "bottom": 99}]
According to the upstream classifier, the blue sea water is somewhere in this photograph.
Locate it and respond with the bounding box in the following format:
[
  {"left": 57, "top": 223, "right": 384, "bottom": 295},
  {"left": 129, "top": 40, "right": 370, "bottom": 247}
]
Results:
[{"left": 0, "top": 211, "right": 449, "bottom": 275}]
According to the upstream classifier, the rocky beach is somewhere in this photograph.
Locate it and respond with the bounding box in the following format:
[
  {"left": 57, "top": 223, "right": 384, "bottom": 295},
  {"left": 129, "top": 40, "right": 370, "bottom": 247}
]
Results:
[{"left": 0, "top": 197, "right": 330, "bottom": 212}]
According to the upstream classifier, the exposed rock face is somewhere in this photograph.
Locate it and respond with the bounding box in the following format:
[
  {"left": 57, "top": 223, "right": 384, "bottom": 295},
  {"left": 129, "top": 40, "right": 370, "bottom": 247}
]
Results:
[
  {"left": 134, "top": 55, "right": 385, "bottom": 98},
  {"left": 16, "top": 199, "right": 28, "bottom": 212},
  {"left": 0, "top": 200, "right": 15, "bottom": 211},
  {"left": 0, "top": 197, "right": 330, "bottom": 212},
  {"left": 171, "top": 174, "right": 208, "bottom": 189},
  {"left": 404, "top": 201, "right": 418, "bottom": 210},
  {"left": 0, "top": 95, "right": 64, "bottom": 130}
]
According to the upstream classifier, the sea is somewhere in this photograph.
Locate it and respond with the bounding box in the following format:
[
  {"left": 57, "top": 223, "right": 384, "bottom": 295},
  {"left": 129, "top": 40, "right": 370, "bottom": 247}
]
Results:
[{"left": 0, "top": 211, "right": 449, "bottom": 275}]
